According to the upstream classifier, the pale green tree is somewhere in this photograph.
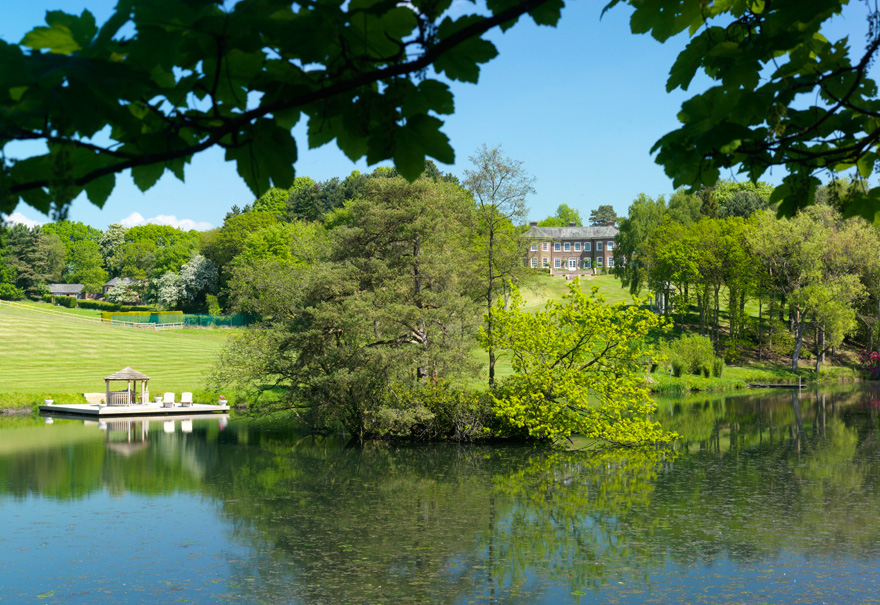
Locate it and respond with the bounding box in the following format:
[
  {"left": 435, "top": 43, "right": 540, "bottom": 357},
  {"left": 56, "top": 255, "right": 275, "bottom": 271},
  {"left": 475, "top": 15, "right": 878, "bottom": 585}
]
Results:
[
  {"left": 464, "top": 144, "right": 535, "bottom": 387},
  {"left": 484, "top": 282, "right": 675, "bottom": 447}
]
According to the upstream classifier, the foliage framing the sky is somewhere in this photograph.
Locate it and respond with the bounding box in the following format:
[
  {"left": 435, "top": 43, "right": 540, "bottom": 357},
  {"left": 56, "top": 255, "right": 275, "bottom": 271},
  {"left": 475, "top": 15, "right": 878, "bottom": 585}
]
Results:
[{"left": 0, "top": 0, "right": 563, "bottom": 219}]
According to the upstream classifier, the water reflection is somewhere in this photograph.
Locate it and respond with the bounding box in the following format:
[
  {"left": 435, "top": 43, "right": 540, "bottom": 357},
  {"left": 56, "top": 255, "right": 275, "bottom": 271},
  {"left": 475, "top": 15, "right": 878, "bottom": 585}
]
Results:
[{"left": 1, "top": 385, "right": 880, "bottom": 602}]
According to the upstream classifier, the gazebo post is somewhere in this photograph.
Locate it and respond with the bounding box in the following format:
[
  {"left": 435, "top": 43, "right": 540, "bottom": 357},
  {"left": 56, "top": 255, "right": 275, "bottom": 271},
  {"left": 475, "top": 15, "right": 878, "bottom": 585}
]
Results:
[{"left": 105, "top": 380, "right": 109, "bottom": 406}]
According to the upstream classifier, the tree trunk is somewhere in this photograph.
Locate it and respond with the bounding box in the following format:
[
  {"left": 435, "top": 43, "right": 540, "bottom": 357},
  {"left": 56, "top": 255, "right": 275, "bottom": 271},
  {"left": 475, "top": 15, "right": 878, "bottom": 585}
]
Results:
[
  {"left": 758, "top": 296, "right": 763, "bottom": 362},
  {"left": 487, "top": 228, "right": 496, "bottom": 388},
  {"left": 791, "top": 307, "right": 807, "bottom": 373}
]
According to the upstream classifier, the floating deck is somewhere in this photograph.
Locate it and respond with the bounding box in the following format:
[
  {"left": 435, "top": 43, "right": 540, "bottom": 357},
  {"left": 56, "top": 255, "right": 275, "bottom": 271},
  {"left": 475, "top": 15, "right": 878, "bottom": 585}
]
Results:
[
  {"left": 747, "top": 383, "right": 806, "bottom": 389},
  {"left": 39, "top": 403, "right": 230, "bottom": 417}
]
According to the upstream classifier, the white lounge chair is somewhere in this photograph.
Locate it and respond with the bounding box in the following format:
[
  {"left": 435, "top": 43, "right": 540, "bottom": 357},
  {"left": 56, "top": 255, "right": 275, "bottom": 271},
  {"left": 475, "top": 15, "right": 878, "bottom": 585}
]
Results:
[
  {"left": 162, "top": 392, "right": 176, "bottom": 408},
  {"left": 180, "top": 392, "right": 193, "bottom": 407},
  {"left": 181, "top": 419, "right": 193, "bottom": 433}
]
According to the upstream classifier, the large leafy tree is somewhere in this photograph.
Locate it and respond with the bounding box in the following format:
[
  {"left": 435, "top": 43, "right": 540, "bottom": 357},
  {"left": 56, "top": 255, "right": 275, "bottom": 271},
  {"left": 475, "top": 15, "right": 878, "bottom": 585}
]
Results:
[
  {"left": 464, "top": 144, "right": 535, "bottom": 387},
  {"left": 484, "top": 282, "right": 674, "bottom": 447},
  {"left": 0, "top": 0, "right": 564, "bottom": 221},
  {"left": 3, "top": 224, "right": 66, "bottom": 298},
  {"left": 218, "top": 176, "right": 479, "bottom": 440},
  {"left": 588, "top": 204, "right": 618, "bottom": 227},
  {"left": 607, "top": 0, "right": 880, "bottom": 221}
]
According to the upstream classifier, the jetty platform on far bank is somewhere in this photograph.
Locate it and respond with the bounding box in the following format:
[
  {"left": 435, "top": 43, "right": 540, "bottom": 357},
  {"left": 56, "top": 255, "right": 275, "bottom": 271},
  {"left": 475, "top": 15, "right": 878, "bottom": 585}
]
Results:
[{"left": 39, "top": 402, "right": 230, "bottom": 418}]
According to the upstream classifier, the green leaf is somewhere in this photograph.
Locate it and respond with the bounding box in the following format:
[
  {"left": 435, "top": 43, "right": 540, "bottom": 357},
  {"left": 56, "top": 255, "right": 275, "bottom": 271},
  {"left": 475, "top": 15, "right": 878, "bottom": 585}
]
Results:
[
  {"left": 226, "top": 120, "right": 297, "bottom": 195},
  {"left": 857, "top": 152, "right": 875, "bottom": 178},
  {"left": 9, "top": 86, "right": 27, "bottom": 101},
  {"left": 393, "top": 115, "right": 454, "bottom": 181},
  {"left": 433, "top": 36, "right": 498, "bottom": 83},
  {"left": 842, "top": 189, "right": 880, "bottom": 224},
  {"left": 83, "top": 173, "right": 115, "bottom": 208},
  {"left": 131, "top": 163, "right": 165, "bottom": 192},
  {"left": 21, "top": 25, "right": 81, "bottom": 55}
]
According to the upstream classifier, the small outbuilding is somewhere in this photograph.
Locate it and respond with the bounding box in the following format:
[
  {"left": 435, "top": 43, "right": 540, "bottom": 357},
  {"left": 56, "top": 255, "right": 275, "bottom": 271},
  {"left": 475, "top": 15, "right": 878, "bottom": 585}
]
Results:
[{"left": 105, "top": 367, "right": 150, "bottom": 406}]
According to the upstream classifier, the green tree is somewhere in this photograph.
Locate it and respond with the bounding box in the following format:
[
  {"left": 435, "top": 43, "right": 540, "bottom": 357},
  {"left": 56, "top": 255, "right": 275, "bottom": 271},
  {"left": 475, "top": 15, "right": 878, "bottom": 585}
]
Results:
[
  {"left": 66, "top": 240, "right": 107, "bottom": 293},
  {"left": 4, "top": 224, "right": 66, "bottom": 298},
  {"left": 42, "top": 220, "right": 102, "bottom": 257},
  {"left": 98, "top": 223, "right": 127, "bottom": 277},
  {"left": 0, "top": 0, "right": 563, "bottom": 220},
  {"left": 464, "top": 144, "right": 535, "bottom": 387},
  {"left": 614, "top": 193, "right": 667, "bottom": 295},
  {"left": 665, "top": 188, "right": 701, "bottom": 225},
  {"left": 589, "top": 204, "right": 618, "bottom": 226},
  {"left": 217, "top": 176, "right": 480, "bottom": 440},
  {"left": 606, "top": 0, "right": 880, "bottom": 221},
  {"left": 538, "top": 203, "right": 582, "bottom": 227},
  {"left": 484, "top": 281, "right": 675, "bottom": 447}
]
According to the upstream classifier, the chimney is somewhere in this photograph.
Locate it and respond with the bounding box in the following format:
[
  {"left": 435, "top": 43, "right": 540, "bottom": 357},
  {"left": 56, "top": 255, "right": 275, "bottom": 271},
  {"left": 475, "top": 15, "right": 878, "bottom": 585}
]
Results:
[
  {"left": 529, "top": 221, "right": 538, "bottom": 228},
  {"left": 568, "top": 222, "right": 576, "bottom": 227}
]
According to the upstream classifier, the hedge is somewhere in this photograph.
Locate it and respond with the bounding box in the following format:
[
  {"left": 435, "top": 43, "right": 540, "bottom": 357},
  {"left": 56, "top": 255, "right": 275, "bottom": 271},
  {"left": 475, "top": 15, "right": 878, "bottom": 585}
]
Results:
[
  {"left": 78, "top": 300, "right": 152, "bottom": 312},
  {"left": 101, "top": 310, "right": 184, "bottom": 322}
]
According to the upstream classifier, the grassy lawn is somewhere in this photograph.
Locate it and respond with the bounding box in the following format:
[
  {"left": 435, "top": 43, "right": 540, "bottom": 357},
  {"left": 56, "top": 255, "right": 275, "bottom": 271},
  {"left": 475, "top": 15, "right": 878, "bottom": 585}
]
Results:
[
  {"left": 14, "top": 300, "right": 107, "bottom": 319},
  {"left": 0, "top": 304, "right": 232, "bottom": 406}
]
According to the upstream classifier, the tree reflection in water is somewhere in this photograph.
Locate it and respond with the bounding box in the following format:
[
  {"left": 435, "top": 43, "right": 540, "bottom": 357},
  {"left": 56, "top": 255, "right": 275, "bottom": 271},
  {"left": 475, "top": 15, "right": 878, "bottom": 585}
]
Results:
[{"left": 1, "top": 384, "right": 880, "bottom": 602}]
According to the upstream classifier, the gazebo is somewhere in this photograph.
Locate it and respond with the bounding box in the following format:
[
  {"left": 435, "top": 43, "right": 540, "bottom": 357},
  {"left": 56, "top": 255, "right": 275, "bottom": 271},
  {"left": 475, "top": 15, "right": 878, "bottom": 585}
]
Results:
[{"left": 104, "top": 367, "right": 150, "bottom": 406}]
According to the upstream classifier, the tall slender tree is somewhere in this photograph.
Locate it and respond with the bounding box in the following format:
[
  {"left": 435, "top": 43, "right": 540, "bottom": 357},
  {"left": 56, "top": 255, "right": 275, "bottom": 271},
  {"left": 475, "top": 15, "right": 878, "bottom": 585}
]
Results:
[{"left": 464, "top": 144, "right": 535, "bottom": 387}]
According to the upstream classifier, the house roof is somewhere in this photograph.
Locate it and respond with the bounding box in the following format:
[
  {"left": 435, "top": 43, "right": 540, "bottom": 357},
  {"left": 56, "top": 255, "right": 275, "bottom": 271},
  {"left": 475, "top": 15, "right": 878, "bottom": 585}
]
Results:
[
  {"left": 105, "top": 367, "right": 150, "bottom": 381},
  {"left": 48, "top": 284, "right": 84, "bottom": 294},
  {"left": 525, "top": 226, "right": 618, "bottom": 239},
  {"left": 104, "top": 277, "right": 136, "bottom": 287}
]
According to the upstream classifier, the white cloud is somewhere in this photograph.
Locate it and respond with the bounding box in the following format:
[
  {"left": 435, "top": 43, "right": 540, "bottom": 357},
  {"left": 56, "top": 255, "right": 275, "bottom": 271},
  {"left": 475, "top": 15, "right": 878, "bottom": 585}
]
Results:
[
  {"left": 118, "top": 212, "right": 214, "bottom": 231},
  {"left": 5, "top": 212, "right": 44, "bottom": 228}
]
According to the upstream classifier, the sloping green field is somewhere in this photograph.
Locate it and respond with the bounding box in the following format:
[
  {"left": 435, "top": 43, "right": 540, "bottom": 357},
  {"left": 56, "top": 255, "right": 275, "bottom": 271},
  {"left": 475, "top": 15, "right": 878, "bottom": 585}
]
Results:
[{"left": 0, "top": 304, "right": 231, "bottom": 399}]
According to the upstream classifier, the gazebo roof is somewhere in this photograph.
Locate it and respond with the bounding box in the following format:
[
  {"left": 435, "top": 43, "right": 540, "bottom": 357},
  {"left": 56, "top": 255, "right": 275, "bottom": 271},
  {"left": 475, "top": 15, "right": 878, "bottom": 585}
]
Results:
[{"left": 105, "top": 367, "right": 150, "bottom": 381}]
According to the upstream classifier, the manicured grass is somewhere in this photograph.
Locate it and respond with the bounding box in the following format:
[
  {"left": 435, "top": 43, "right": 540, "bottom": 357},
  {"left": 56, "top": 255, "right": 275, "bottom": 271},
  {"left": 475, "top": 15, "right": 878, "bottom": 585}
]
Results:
[
  {"left": 14, "top": 300, "right": 106, "bottom": 319},
  {"left": 0, "top": 304, "right": 232, "bottom": 406},
  {"left": 519, "top": 272, "right": 633, "bottom": 312}
]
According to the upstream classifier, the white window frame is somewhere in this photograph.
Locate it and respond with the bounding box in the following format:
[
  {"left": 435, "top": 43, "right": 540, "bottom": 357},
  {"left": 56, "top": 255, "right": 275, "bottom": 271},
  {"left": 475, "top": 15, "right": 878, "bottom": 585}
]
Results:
[
  {"left": 596, "top": 256, "right": 604, "bottom": 267},
  {"left": 584, "top": 242, "right": 591, "bottom": 252},
  {"left": 563, "top": 242, "right": 571, "bottom": 252},
  {"left": 531, "top": 257, "right": 538, "bottom": 267},
  {"left": 607, "top": 241, "right": 614, "bottom": 250},
  {"left": 608, "top": 257, "right": 615, "bottom": 268},
  {"left": 596, "top": 242, "right": 603, "bottom": 252},
  {"left": 568, "top": 258, "right": 578, "bottom": 270},
  {"left": 542, "top": 242, "right": 549, "bottom": 252},
  {"left": 530, "top": 243, "right": 538, "bottom": 252},
  {"left": 574, "top": 242, "right": 581, "bottom": 252},
  {"left": 583, "top": 258, "right": 591, "bottom": 268},
  {"left": 542, "top": 256, "right": 550, "bottom": 267},
  {"left": 554, "top": 258, "right": 562, "bottom": 269},
  {"left": 553, "top": 242, "right": 561, "bottom": 252}
]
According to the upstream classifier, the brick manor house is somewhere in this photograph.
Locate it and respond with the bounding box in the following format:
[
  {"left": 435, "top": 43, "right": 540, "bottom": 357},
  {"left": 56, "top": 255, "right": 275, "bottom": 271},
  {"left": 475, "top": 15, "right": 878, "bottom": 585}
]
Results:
[{"left": 524, "top": 222, "right": 619, "bottom": 277}]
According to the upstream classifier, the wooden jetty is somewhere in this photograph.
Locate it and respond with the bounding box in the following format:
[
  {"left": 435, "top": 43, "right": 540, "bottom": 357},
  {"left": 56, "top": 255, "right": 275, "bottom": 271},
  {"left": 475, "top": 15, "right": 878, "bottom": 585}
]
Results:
[
  {"left": 747, "top": 382, "right": 806, "bottom": 389},
  {"left": 39, "top": 402, "right": 230, "bottom": 417}
]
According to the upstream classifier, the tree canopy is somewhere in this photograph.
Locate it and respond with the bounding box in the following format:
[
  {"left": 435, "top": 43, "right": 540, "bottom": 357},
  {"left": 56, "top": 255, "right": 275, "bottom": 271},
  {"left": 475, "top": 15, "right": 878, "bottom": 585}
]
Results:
[
  {"left": 606, "top": 0, "right": 880, "bottom": 222},
  {"left": 0, "top": 0, "right": 564, "bottom": 221}
]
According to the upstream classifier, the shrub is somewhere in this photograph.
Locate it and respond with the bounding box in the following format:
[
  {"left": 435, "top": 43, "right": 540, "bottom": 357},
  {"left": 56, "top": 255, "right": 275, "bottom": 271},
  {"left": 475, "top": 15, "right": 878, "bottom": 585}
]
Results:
[
  {"left": 701, "top": 363, "right": 711, "bottom": 377},
  {"left": 712, "top": 357, "right": 724, "bottom": 377},
  {"left": 56, "top": 296, "right": 77, "bottom": 308},
  {"left": 372, "top": 381, "right": 492, "bottom": 441},
  {"left": 0, "top": 284, "right": 25, "bottom": 301},
  {"left": 42, "top": 294, "right": 54, "bottom": 303},
  {"left": 671, "top": 358, "right": 685, "bottom": 377},
  {"left": 668, "top": 334, "right": 715, "bottom": 375}
]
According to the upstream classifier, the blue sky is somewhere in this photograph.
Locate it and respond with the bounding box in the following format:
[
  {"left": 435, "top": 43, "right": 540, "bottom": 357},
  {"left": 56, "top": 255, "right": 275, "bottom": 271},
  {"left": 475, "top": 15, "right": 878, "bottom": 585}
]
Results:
[{"left": 0, "top": 1, "right": 867, "bottom": 231}]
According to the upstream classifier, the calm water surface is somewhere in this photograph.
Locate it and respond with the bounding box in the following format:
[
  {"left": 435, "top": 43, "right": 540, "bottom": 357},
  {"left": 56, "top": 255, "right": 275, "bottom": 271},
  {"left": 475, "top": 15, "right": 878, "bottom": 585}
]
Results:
[{"left": 3, "top": 384, "right": 880, "bottom": 603}]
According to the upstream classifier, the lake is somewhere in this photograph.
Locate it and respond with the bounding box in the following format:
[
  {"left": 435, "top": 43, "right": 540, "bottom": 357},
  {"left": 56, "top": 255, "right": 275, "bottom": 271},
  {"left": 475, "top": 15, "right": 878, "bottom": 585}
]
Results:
[{"left": 2, "top": 383, "right": 880, "bottom": 603}]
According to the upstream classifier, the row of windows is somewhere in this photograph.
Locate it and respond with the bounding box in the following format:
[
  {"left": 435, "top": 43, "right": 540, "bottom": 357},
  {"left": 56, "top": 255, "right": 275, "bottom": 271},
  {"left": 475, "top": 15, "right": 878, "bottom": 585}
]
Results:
[
  {"left": 530, "top": 257, "right": 614, "bottom": 269},
  {"left": 531, "top": 241, "right": 614, "bottom": 252}
]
